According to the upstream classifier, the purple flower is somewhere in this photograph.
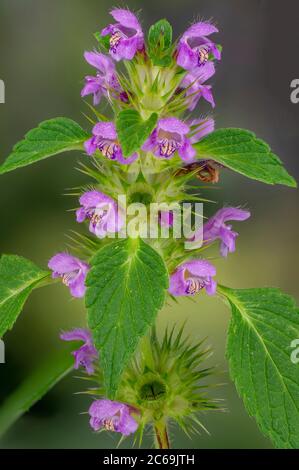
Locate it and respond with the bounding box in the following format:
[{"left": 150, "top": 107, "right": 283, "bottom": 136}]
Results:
[
  {"left": 169, "top": 259, "right": 217, "bottom": 297},
  {"left": 60, "top": 329, "right": 98, "bottom": 375},
  {"left": 177, "top": 21, "right": 221, "bottom": 71},
  {"left": 76, "top": 190, "right": 124, "bottom": 238},
  {"left": 189, "top": 118, "right": 215, "bottom": 144},
  {"left": 84, "top": 121, "right": 137, "bottom": 165},
  {"left": 48, "top": 253, "right": 89, "bottom": 298},
  {"left": 159, "top": 211, "right": 174, "bottom": 228},
  {"left": 180, "top": 62, "right": 216, "bottom": 111},
  {"left": 142, "top": 117, "right": 195, "bottom": 162},
  {"left": 81, "top": 51, "right": 121, "bottom": 106},
  {"left": 101, "top": 8, "right": 144, "bottom": 61},
  {"left": 203, "top": 207, "right": 251, "bottom": 257},
  {"left": 89, "top": 399, "right": 138, "bottom": 436}
]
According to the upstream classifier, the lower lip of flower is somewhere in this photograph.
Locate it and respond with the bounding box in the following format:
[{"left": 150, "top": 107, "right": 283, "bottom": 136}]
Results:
[
  {"left": 62, "top": 270, "right": 79, "bottom": 286},
  {"left": 158, "top": 138, "right": 180, "bottom": 158},
  {"left": 110, "top": 31, "right": 122, "bottom": 52},
  {"left": 186, "top": 277, "right": 206, "bottom": 295},
  {"left": 196, "top": 46, "right": 209, "bottom": 66},
  {"left": 98, "top": 140, "right": 119, "bottom": 159},
  {"left": 103, "top": 418, "right": 116, "bottom": 432},
  {"left": 90, "top": 211, "right": 106, "bottom": 226}
]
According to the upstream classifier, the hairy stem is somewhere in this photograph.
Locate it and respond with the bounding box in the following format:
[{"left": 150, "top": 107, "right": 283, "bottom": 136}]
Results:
[{"left": 154, "top": 421, "right": 170, "bottom": 449}]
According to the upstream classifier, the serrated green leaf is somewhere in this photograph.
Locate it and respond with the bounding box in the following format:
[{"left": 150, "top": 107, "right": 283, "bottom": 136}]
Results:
[
  {"left": 0, "top": 345, "right": 74, "bottom": 437},
  {"left": 148, "top": 19, "right": 173, "bottom": 67},
  {"left": 195, "top": 128, "right": 296, "bottom": 187},
  {"left": 116, "top": 110, "right": 158, "bottom": 157},
  {"left": 218, "top": 285, "right": 299, "bottom": 448},
  {"left": 85, "top": 238, "right": 168, "bottom": 398},
  {"left": 0, "top": 118, "right": 89, "bottom": 175},
  {"left": 0, "top": 255, "right": 49, "bottom": 338}
]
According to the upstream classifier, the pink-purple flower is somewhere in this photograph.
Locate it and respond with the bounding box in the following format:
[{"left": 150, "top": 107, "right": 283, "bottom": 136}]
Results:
[
  {"left": 142, "top": 117, "right": 195, "bottom": 162},
  {"left": 203, "top": 207, "right": 251, "bottom": 257},
  {"left": 169, "top": 259, "right": 217, "bottom": 297},
  {"left": 177, "top": 21, "right": 221, "bottom": 71},
  {"left": 48, "top": 253, "right": 89, "bottom": 298},
  {"left": 84, "top": 121, "right": 138, "bottom": 164},
  {"left": 189, "top": 117, "right": 215, "bottom": 144},
  {"left": 81, "top": 51, "right": 121, "bottom": 106},
  {"left": 76, "top": 190, "right": 124, "bottom": 238},
  {"left": 101, "top": 9, "right": 144, "bottom": 61},
  {"left": 60, "top": 329, "right": 98, "bottom": 375},
  {"left": 89, "top": 399, "right": 138, "bottom": 436},
  {"left": 180, "top": 62, "right": 216, "bottom": 111},
  {"left": 159, "top": 210, "right": 174, "bottom": 228}
]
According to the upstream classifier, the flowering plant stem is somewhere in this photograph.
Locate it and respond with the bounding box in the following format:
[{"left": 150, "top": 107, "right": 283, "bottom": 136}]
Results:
[
  {"left": 0, "top": 6, "right": 298, "bottom": 450},
  {"left": 154, "top": 421, "right": 170, "bottom": 449}
]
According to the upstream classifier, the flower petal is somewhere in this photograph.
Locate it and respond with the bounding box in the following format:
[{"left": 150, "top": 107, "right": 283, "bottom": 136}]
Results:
[
  {"left": 184, "top": 259, "right": 217, "bottom": 278},
  {"left": 205, "top": 277, "right": 217, "bottom": 295},
  {"left": 81, "top": 78, "right": 102, "bottom": 98},
  {"left": 182, "top": 21, "right": 219, "bottom": 40},
  {"left": 84, "top": 51, "right": 115, "bottom": 73},
  {"left": 116, "top": 151, "right": 138, "bottom": 165},
  {"left": 60, "top": 328, "right": 92, "bottom": 344},
  {"left": 48, "top": 253, "right": 82, "bottom": 275},
  {"left": 178, "top": 139, "right": 196, "bottom": 162},
  {"left": 158, "top": 117, "right": 190, "bottom": 136},
  {"left": 110, "top": 8, "right": 142, "bottom": 32},
  {"left": 112, "top": 37, "right": 139, "bottom": 61},
  {"left": 206, "top": 207, "right": 251, "bottom": 228},
  {"left": 92, "top": 121, "right": 117, "bottom": 140},
  {"left": 169, "top": 268, "right": 187, "bottom": 296},
  {"left": 69, "top": 270, "right": 88, "bottom": 298},
  {"left": 84, "top": 137, "right": 97, "bottom": 155},
  {"left": 190, "top": 118, "right": 215, "bottom": 143},
  {"left": 89, "top": 399, "right": 123, "bottom": 420},
  {"left": 79, "top": 190, "right": 113, "bottom": 209},
  {"left": 177, "top": 42, "right": 197, "bottom": 70},
  {"left": 118, "top": 408, "right": 138, "bottom": 436}
]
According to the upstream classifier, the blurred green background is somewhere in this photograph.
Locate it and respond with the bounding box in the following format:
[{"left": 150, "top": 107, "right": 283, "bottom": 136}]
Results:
[{"left": 0, "top": 0, "right": 298, "bottom": 449}]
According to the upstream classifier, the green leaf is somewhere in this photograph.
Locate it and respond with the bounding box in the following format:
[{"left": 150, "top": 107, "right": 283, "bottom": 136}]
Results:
[
  {"left": 218, "top": 285, "right": 299, "bottom": 448},
  {"left": 94, "top": 31, "right": 110, "bottom": 52},
  {"left": 0, "top": 255, "right": 49, "bottom": 338},
  {"left": 85, "top": 238, "right": 168, "bottom": 398},
  {"left": 148, "top": 19, "right": 173, "bottom": 67},
  {"left": 116, "top": 110, "right": 158, "bottom": 157},
  {"left": 0, "top": 345, "right": 74, "bottom": 437},
  {"left": 148, "top": 19, "right": 173, "bottom": 50},
  {"left": 0, "top": 117, "right": 89, "bottom": 175},
  {"left": 195, "top": 128, "right": 296, "bottom": 187}
]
